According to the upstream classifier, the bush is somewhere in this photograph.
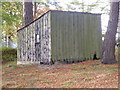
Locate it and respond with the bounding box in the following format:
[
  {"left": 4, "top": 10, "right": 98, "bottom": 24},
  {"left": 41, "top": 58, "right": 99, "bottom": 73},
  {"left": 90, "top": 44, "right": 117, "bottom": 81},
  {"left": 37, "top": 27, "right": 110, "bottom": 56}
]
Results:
[
  {"left": 0, "top": 47, "right": 17, "bottom": 63},
  {"left": 0, "top": 47, "right": 17, "bottom": 55}
]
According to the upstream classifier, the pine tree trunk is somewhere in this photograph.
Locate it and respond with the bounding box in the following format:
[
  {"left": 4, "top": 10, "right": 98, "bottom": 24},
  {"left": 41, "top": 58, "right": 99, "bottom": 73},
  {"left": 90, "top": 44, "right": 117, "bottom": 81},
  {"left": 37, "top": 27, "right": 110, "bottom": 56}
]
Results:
[
  {"left": 34, "top": 2, "right": 37, "bottom": 19},
  {"left": 23, "top": 0, "right": 33, "bottom": 26},
  {"left": 118, "top": 2, "right": 120, "bottom": 64},
  {"left": 102, "top": 2, "right": 119, "bottom": 64}
]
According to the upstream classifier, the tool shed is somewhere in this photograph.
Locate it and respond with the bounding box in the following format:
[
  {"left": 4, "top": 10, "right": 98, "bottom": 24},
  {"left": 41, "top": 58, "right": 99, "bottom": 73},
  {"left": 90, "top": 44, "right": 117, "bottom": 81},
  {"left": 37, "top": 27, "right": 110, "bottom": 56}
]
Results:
[{"left": 17, "top": 10, "right": 102, "bottom": 64}]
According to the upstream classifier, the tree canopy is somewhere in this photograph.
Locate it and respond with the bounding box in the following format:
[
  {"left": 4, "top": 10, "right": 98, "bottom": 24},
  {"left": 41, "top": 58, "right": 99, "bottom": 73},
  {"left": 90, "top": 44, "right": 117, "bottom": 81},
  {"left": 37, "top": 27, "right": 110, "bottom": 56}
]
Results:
[
  {"left": 1, "top": 0, "right": 110, "bottom": 47},
  {"left": 2, "top": 2, "right": 22, "bottom": 43}
]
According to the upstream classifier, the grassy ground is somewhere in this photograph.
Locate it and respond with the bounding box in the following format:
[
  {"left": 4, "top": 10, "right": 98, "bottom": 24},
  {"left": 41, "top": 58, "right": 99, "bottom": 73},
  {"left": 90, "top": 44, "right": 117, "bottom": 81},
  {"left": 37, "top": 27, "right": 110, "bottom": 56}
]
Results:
[{"left": 2, "top": 60, "right": 118, "bottom": 88}]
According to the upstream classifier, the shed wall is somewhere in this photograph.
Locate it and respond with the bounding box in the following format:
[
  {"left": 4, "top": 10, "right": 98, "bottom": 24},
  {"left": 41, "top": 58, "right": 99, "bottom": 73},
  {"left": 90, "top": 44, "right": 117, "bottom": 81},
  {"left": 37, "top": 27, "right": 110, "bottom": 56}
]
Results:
[
  {"left": 17, "top": 23, "right": 36, "bottom": 63},
  {"left": 36, "top": 12, "right": 51, "bottom": 64},
  {"left": 51, "top": 11, "right": 102, "bottom": 62},
  {"left": 17, "top": 11, "right": 51, "bottom": 64}
]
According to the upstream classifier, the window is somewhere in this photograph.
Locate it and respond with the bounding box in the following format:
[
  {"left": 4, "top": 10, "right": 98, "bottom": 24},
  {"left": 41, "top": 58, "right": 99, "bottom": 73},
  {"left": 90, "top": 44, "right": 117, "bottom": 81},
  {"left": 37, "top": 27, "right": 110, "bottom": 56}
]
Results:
[{"left": 37, "top": 34, "right": 40, "bottom": 43}]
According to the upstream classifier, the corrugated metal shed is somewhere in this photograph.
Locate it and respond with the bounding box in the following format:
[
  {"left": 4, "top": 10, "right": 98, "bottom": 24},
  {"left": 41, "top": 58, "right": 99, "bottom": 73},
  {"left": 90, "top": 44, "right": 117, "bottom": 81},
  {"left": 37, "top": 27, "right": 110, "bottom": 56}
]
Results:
[{"left": 17, "top": 10, "right": 102, "bottom": 64}]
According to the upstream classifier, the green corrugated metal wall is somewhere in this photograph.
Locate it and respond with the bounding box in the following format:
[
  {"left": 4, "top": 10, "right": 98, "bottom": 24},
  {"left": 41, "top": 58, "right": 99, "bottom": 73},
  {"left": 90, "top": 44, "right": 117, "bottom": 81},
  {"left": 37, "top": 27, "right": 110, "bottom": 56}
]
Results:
[{"left": 51, "top": 11, "right": 102, "bottom": 62}]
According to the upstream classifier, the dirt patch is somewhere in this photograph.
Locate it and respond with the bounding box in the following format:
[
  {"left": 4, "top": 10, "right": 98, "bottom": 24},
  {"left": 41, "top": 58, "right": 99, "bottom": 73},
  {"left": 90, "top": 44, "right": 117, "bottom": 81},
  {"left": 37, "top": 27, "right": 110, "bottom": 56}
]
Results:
[{"left": 37, "top": 61, "right": 66, "bottom": 71}]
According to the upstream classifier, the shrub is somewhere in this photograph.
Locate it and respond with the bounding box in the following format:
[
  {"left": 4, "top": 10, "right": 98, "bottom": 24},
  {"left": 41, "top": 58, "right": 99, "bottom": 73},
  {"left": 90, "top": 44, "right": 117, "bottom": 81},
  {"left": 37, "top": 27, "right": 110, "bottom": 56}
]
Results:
[{"left": 0, "top": 47, "right": 17, "bottom": 64}]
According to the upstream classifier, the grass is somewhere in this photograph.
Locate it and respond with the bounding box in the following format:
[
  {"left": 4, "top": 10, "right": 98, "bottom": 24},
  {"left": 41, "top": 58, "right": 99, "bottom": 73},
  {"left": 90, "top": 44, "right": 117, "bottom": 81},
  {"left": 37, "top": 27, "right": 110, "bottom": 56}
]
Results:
[
  {"left": 14, "top": 86, "right": 22, "bottom": 88},
  {"left": 61, "top": 81, "right": 74, "bottom": 87},
  {"left": 2, "top": 81, "right": 16, "bottom": 88},
  {"left": 41, "top": 80, "right": 55, "bottom": 83},
  {"left": 2, "top": 60, "right": 118, "bottom": 88},
  {"left": 90, "top": 63, "right": 100, "bottom": 66},
  {"left": 71, "top": 66, "right": 86, "bottom": 70},
  {"left": 47, "top": 72, "right": 59, "bottom": 76},
  {"left": 29, "top": 74, "right": 36, "bottom": 77},
  {"left": 1, "top": 47, "right": 17, "bottom": 64},
  {"left": 85, "top": 78, "right": 92, "bottom": 81}
]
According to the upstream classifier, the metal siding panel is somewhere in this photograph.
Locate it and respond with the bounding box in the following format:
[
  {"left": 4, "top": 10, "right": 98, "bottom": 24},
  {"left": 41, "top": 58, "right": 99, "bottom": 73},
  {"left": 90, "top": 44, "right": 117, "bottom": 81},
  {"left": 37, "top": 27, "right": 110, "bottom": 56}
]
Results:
[
  {"left": 77, "top": 13, "right": 82, "bottom": 60},
  {"left": 51, "top": 11, "right": 57, "bottom": 61},
  {"left": 89, "top": 14, "right": 94, "bottom": 59},
  {"left": 70, "top": 12, "right": 74, "bottom": 61},
  {"left": 83, "top": 14, "right": 87, "bottom": 60},
  {"left": 95, "top": 15, "right": 102, "bottom": 58},
  {"left": 57, "top": 12, "right": 62, "bottom": 60},
  {"left": 98, "top": 15, "right": 102, "bottom": 58},
  {"left": 92, "top": 15, "right": 97, "bottom": 57},
  {"left": 86, "top": 14, "right": 90, "bottom": 60},
  {"left": 65, "top": 12, "right": 69, "bottom": 60},
  {"left": 74, "top": 12, "right": 79, "bottom": 61},
  {"left": 87, "top": 14, "right": 91, "bottom": 59},
  {"left": 59, "top": 12, "right": 64, "bottom": 60},
  {"left": 66, "top": 12, "right": 71, "bottom": 61},
  {"left": 55, "top": 12, "right": 59, "bottom": 61},
  {"left": 61, "top": 12, "right": 67, "bottom": 61},
  {"left": 94, "top": 16, "right": 98, "bottom": 58}
]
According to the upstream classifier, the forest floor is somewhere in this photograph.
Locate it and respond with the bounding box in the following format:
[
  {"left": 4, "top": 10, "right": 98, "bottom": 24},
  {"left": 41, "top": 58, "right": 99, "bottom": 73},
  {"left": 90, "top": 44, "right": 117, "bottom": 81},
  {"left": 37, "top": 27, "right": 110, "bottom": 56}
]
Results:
[{"left": 2, "top": 60, "right": 118, "bottom": 88}]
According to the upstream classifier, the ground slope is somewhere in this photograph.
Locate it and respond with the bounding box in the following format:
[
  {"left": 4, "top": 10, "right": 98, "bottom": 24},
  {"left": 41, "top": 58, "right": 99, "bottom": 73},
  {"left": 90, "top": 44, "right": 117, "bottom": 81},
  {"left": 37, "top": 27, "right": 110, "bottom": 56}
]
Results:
[{"left": 2, "top": 60, "right": 118, "bottom": 88}]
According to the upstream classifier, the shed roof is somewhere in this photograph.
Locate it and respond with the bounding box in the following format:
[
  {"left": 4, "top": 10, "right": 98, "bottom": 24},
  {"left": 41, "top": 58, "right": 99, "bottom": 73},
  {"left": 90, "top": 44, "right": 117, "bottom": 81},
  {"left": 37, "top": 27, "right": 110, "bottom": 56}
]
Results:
[{"left": 17, "top": 10, "right": 101, "bottom": 32}]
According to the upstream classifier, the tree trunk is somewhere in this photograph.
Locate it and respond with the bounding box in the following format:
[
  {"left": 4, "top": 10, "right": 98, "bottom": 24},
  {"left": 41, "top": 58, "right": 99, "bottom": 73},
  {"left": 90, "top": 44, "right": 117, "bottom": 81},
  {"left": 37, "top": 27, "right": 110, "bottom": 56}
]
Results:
[
  {"left": 118, "top": 2, "right": 120, "bottom": 64},
  {"left": 23, "top": 0, "right": 33, "bottom": 26},
  {"left": 34, "top": 2, "right": 37, "bottom": 19},
  {"left": 102, "top": 2, "right": 119, "bottom": 64}
]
